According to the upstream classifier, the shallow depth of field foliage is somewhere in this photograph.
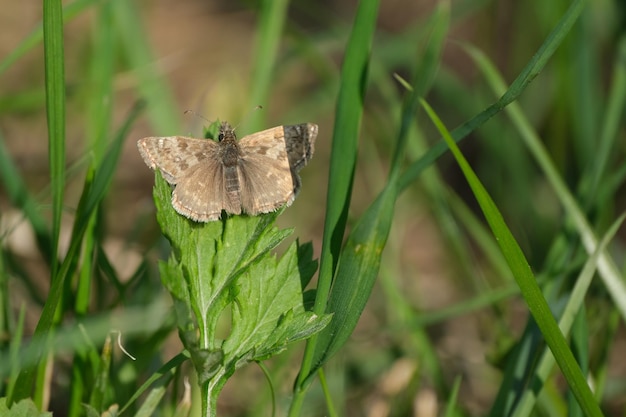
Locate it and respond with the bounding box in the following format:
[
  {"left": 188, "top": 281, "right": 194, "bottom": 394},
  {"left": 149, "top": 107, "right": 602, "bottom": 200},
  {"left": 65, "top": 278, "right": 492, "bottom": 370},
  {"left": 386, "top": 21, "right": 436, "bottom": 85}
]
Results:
[{"left": 1, "top": 0, "right": 626, "bottom": 416}]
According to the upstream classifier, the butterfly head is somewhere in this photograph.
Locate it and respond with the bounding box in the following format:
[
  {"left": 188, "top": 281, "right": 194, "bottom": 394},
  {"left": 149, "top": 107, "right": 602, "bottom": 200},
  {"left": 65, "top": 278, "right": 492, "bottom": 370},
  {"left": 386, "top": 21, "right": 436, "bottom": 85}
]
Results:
[{"left": 218, "top": 122, "right": 236, "bottom": 142}]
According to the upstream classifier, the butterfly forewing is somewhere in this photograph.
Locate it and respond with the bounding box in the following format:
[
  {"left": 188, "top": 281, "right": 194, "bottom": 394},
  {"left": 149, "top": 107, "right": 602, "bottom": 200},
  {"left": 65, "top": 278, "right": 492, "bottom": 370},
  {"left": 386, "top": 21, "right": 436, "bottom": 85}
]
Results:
[
  {"left": 238, "top": 126, "right": 295, "bottom": 214},
  {"left": 137, "top": 136, "right": 219, "bottom": 184}
]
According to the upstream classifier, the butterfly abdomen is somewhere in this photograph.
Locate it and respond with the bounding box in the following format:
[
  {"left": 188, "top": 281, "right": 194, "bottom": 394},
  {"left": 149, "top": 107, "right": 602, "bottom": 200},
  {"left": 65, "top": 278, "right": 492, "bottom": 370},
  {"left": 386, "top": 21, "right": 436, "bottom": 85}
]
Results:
[{"left": 219, "top": 135, "right": 243, "bottom": 214}]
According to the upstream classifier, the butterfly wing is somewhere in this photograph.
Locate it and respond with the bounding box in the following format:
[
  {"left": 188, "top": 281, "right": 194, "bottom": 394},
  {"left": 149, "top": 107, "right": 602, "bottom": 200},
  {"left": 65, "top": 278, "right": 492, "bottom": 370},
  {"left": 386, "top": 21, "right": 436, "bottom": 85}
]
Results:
[
  {"left": 171, "top": 159, "right": 241, "bottom": 222},
  {"left": 283, "top": 123, "right": 318, "bottom": 172},
  {"left": 137, "top": 136, "right": 219, "bottom": 184},
  {"left": 138, "top": 123, "right": 317, "bottom": 222},
  {"left": 138, "top": 135, "right": 239, "bottom": 221},
  {"left": 237, "top": 126, "right": 297, "bottom": 215}
]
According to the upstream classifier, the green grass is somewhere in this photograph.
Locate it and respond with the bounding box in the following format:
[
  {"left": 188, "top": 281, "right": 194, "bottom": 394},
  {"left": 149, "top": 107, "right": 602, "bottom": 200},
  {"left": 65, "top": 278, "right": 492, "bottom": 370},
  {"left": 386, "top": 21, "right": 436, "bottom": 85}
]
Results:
[{"left": 1, "top": 0, "right": 625, "bottom": 416}]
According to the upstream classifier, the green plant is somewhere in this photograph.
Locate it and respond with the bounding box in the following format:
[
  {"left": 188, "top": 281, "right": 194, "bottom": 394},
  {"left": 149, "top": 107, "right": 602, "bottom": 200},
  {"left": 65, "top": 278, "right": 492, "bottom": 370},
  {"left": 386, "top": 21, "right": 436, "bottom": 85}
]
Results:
[{"left": 152, "top": 167, "right": 330, "bottom": 416}]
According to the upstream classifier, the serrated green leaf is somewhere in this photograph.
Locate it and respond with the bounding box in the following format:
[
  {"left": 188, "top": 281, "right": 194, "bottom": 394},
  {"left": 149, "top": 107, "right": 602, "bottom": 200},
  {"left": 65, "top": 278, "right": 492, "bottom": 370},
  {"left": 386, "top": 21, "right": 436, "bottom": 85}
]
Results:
[
  {"left": 150, "top": 167, "right": 330, "bottom": 416},
  {"left": 253, "top": 311, "right": 332, "bottom": 362},
  {"left": 223, "top": 242, "right": 329, "bottom": 363},
  {"left": 154, "top": 173, "right": 297, "bottom": 347}
]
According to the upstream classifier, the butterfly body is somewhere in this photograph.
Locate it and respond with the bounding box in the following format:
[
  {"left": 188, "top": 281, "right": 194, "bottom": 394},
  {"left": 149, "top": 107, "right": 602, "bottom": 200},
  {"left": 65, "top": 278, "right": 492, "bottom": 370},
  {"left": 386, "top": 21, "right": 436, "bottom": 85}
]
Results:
[{"left": 138, "top": 122, "right": 318, "bottom": 222}]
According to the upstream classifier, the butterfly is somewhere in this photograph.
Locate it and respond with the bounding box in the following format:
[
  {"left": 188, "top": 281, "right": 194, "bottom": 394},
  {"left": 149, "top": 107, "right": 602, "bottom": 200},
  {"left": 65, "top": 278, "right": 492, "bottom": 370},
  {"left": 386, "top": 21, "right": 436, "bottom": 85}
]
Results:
[{"left": 137, "top": 122, "right": 318, "bottom": 222}]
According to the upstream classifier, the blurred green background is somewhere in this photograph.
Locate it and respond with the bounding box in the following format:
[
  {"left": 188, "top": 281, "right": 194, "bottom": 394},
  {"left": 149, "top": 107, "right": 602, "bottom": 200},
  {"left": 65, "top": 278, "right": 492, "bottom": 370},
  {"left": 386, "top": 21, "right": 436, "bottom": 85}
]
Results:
[{"left": 1, "top": 0, "right": 625, "bottom": 416}]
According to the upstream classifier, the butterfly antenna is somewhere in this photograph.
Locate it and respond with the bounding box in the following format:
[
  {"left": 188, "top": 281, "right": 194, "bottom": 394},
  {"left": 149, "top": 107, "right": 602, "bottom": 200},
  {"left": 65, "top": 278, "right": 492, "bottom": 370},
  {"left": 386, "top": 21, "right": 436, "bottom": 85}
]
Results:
[
  {"left": 183, "top": 109, "right": 214, "bottom": 125},
  {"left": 232, "top": 105, "right": 263, "bottom": 132}
]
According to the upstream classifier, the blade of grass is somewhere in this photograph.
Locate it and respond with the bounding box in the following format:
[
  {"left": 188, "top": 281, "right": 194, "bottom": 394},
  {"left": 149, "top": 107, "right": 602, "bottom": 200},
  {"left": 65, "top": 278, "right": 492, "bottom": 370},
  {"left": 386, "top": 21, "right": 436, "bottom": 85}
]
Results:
[
  {"left": 4, "top": 304, "right": 26, "bottom": 401},
  {"left": 75, "top": 0, "right": 115, "bottom": 317},
  {"left": 318, "top": 369, "right": 339, "bottom": 417},
  {"left": 570, "top": 10, "right": 600, "bottom": 171},
  {"left": 9, "top": 100, "right": 144, "bottom": 404},
  {"left": 44, "top": 0, "right": 66, "bottom": 283},
  {"left": 73, "top": 0, "right": 116, "bottom": 318},
  {"left": 411, "top": 285, "right": 519, "bottom": 327},
  {"left": 579, "top": 34, "right": 626, "bottom": 207},
  {"left": 88, "top": 333, "right": 113, "bottom": 412},
  {"left": 289, "top": 0, "right": 380, "bottom": 412},
  {"left": 244, "top": 0, "right": 289, "bottom": 132},
  {"left": 69, "top": 4, "right": 116, "bottom": 415},
  {"left": 306, "top": 1, "right": 450, "bottom": 381},
  {"left": 10, "top": 0, "right": 68, "bottom": 406},
  {"left": 0, "top": 298, "right": 171, "bottom": 376},
  {"left": 398, "top": 0, "right": 585, "bottom": 191},
  {"left": 489, "top": 317, "right": 545, "bottom": 417},
  {"left": 466, "top": 43, "right": 626, "bottom": 323},
  {"left": 421, "top": 98, "right": 604, "bottom": 417},
  {"left": 134, "top": 384, "right": 168, "bottom": 417},
  {"left": 510, "top": 214, "right": 625, "bottom": 417},
  {"left": 0, "top": 134, "right": 51, "bottom": 260},
  {"left": 112, "top": 0, "right": 180, "bottom": 135},
  {"left": 592, "top": 308, "right": 620, "bottom": 402},
  {"left": 118, "top": 353, "right": 188, "bottom": 413},
  {"left": 0, "top": 0, "right": 98, "bottom": 76},
  {"left": 308, "top": 182, "right": 397, "bottom": 369},
  {"left": 567, "top": 310, "right": 588, "bottom": 417},
  {"left": 443, "top": 376, "right": 462, "bottom": 417},
  {"left": 291, "top": 4, "right": 451, "bottom": 414}
]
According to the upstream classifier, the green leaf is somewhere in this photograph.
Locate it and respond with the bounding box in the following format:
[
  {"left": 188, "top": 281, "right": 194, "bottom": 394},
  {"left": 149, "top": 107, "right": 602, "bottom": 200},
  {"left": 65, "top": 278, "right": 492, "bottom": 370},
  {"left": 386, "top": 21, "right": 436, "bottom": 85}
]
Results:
[
  {"left": 118, "top": 353, "right": 186, "bottom": 414},
  {"left": 293, "top": 0, "right": 381, "bottom": 405},
  {"left": 0, "top": 133, "right": 51, "bottom": 261},
  {"left": 112, "top": 0, "right": 179, "bottom": 135},
  {"left": 244, "top": 0, "right": 290, "bottom": 132},
  {"left": 297, "top": 0, "right": 450, "bottom": 388},
  {"left": 151, "top": 169, "right": 329, "bottom": 416},
  {"left": 420, "top": 99, "right": 604, "bottom": 417},
  {"left": 398, "top": 0, "right": 586, "bottom": 191},
  {"left": 10, "top": 99, "right": 143, "bottom": 404},
  {"left": 11, "top": 0, "right": 66, "bottom": 403},
  {"left": 0, "top": 0, "right": 97, "bottom": 77},
  {"left": 0, "top": 398, "right": 52, "bottom": 417},
  {"left": 224, "top": 242, "right": 332, "bottom": 363},
  {"left": 307, "top": 183, "right": 396, "bottom": 377},
  {"left": 44, "top": 0, "right": 66, "bottom": 281}
]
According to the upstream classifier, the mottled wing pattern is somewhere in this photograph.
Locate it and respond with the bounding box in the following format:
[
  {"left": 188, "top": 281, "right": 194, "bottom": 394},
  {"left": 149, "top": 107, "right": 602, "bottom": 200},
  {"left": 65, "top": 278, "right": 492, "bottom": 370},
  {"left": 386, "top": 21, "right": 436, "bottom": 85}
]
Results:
[
  {"left": 283, "top": 123, "right": 318, "bottom": 172},
  {"left": 137, "top": 135, "right": 231, "bottom": 221},
  {"left": 237, "top": 126, "right": 296, "bottom": 214},
  {"left": 171, "top": 159, "right": 241, "bottom": 222},
  {"left": 138, "top": 122, "right": 318, "bottom": 222},
  {"left": 137, "top": 136, "right": 219, "bottom": 184}
]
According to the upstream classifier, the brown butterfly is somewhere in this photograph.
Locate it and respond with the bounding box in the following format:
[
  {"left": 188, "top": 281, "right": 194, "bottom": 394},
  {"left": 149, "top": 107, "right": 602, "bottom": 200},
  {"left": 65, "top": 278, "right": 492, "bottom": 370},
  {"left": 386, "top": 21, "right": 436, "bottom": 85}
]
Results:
[{"left": 137, "top": 122, "right": 318, "bottom": 222}]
